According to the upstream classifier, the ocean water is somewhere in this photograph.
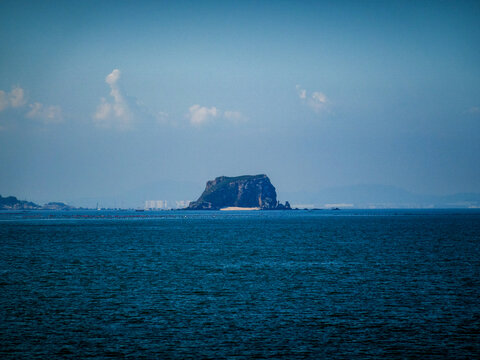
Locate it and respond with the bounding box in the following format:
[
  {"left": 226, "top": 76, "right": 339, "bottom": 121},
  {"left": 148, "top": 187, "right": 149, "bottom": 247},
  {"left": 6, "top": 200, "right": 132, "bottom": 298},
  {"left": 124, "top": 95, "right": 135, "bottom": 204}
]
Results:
[{"left": 1, "top": 209, "right": 479, "bottom": 359}]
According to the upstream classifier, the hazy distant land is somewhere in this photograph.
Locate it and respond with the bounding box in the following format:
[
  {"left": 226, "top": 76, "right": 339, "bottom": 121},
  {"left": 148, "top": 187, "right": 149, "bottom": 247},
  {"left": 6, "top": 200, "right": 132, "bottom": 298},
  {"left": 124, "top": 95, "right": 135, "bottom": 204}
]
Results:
[
  {"left": 0, "top": 195, "right": 77, "bottom": 211},
  {"left": 2, "top": 183, "right": 480, "bottom": 211}
]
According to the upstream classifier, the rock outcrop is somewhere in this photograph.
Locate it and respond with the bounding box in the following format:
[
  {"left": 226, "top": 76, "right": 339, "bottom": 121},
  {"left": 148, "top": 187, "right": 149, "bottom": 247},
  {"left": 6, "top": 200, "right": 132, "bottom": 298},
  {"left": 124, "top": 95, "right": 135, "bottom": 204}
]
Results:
[{"left": 187, "top": 174, "right": 291, "bottom": 210}]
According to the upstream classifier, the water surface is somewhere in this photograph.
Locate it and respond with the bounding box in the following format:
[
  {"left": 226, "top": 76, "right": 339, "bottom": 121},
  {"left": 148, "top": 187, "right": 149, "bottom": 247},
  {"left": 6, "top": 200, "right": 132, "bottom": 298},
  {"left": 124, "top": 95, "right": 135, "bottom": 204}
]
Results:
[{"left": 1, "top": 210, "right": 479, "bottom": 358}]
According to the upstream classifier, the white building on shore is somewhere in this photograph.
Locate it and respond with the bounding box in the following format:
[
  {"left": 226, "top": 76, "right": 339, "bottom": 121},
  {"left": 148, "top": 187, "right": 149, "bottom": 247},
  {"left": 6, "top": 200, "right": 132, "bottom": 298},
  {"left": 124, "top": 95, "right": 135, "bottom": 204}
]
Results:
[
  {"left": 144, "top": 200, "right": 191, "bottom": 210},
  {"left": 145, "top": 200, "right": 167, "bottom": 210}
]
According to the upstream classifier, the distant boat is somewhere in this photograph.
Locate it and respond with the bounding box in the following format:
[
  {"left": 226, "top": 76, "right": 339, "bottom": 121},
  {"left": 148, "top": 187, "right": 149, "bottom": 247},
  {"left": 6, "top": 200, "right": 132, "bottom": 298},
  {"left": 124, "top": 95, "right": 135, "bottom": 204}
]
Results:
[{"left": 135, "top": 209, "right": 145, "bottom": 212}]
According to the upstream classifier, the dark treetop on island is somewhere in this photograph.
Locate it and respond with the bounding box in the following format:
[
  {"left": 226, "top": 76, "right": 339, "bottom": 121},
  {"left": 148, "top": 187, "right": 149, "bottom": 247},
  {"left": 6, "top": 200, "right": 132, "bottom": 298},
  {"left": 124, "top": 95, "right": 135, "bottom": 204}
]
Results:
[
  {"left": 187, "top": 174, "right": 290, "bottom": 210},
  {"left": 0, "top": 195, "right": 41, "bottom": 210},
  {"left": 0, "top": 195, "right": 75, "bottom": 210}
]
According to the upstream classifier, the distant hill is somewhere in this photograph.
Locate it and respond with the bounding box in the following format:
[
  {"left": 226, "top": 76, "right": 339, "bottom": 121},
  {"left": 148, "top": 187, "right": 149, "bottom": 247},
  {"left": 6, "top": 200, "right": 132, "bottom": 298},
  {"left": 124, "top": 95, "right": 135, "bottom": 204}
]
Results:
[
  {"left": 284, "top": 184, "right": 480, "bottom": 208},
  {"left": 0, "top": 195, "right": 41, "bottom": 210},
  {"left": 0, "top": 195, "right": 75, "bottom": 210},
  {"left": 42, "top": 202, "right": 76, "bottom": 210}
]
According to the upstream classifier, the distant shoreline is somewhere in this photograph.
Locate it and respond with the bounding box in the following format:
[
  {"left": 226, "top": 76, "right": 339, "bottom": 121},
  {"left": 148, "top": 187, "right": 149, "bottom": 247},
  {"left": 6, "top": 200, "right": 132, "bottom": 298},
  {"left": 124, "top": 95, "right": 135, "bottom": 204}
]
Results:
[{"left": 220, "top": 207, "right": 260, "bottom": 211}]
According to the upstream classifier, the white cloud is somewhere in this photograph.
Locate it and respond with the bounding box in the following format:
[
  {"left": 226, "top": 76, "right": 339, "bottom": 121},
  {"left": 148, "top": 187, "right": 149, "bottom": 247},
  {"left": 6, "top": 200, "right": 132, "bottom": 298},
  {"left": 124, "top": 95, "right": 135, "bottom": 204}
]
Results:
[
  {"left": 106, "top": 69, "right": 121, "bottom": 85},
  {"left": 187, "top": 104, "right": 219, "bottom": 125},
  {"left": 94, "top": 69, "right": 133, "bottom": 130},
  {"left": 0, "top": 86, "right": 27, "bottom": 111},
  {"left": 94, "top": 98, "right": 112, "bottom": 120},
  {"left": 295, "top": 85, "right": 306, "bottom": 99},
  {"left": 0, "top": 86, "right": 62, "bottom": 126},
  {"left": 9, "top": 87, "right": 26, "bottom": 108},
  {"left": 466, "top": 106, "right": 480, "bottom": 115},
  {"left": 224, "top": 110, "right": 247, "bottom": 123},
  {"left": 186, "top": 105, "right": 247, "bottom": 126},
  {"left": 309, "top": 91, "right": 328, "bottom": 112},
  {"left": 296, "top": 85, "right": 329, "bottom": 114},
  {"left": 26, "top": 102, "right": 63, "bottom": 123}
]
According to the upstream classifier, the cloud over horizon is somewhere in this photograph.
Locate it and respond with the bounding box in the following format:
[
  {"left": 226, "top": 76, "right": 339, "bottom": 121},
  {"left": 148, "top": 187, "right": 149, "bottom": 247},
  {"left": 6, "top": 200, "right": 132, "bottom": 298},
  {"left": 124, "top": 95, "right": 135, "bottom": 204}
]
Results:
[
  {"left": 466, "top": 106, "right": 480, "bottom": 115},
  {"left": 0, "top": 86, "right": 62, "bottom": 127},
  {"left": 94, "top": 69, "right": 134, "bottom": 130},
  {"left": 187, "top": 105, "right": 219, "bottom": 126},
  {"left": 296, "top": 85, "right": 329, "bottom": 114},
  {"left": 224, "top": 110, "right": 247, "bottom": 123},
  {"left": 26, "top": 102, "right": 63, "bottom": 123},
  {"left": 0, "top": 86, "right": 27, "bottom": 111},
  {"left": 187, "top": 105, "right": 246, "bottom": 126}
]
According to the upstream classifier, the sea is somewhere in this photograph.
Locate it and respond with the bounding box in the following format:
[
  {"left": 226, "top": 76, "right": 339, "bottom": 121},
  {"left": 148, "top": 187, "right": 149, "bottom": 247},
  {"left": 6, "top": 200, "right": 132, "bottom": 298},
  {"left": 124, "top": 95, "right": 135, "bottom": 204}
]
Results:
[{"left": 1, "top": 209, "right": 479, "bottom": 359}]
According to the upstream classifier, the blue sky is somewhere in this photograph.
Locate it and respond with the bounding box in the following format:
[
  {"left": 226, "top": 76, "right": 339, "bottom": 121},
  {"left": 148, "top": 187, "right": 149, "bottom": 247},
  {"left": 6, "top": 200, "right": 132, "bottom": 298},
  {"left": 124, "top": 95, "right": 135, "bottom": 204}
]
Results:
[{"left": 1, "top": 0, "right": 479, "bottom": 207}]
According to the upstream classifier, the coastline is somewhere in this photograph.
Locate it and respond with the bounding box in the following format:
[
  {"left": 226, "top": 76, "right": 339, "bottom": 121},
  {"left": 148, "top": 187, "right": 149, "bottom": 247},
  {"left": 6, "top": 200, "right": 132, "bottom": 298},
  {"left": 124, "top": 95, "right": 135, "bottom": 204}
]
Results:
[{"left": 219, "top": 207, "right": 260, "bottom": 211}]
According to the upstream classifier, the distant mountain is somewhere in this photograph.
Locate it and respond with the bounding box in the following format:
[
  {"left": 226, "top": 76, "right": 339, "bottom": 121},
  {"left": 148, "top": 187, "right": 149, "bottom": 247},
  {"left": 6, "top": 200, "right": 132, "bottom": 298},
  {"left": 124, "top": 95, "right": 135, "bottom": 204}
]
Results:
[
  {"left": 0, "top": 195, "right": 41, "bottom": 210},
  {"left": 0, "top": 195, "right": 76, "bottom": 210},
  {"left": 42, "top": 202, "right": 76, "bottom": 210},
  {"left": 284, "top": 185, "right": 480, "bottom": 208},
  {"left": 3, "top": 183, "right": 479, "bottom": 211}
]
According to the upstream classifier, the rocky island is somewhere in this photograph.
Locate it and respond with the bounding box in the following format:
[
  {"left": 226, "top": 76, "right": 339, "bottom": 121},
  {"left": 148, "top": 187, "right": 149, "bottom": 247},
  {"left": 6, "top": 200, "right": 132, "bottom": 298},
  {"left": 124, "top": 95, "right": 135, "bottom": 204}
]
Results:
[{"left": 187, "top": 174, "right": 291, "bottom": 210}]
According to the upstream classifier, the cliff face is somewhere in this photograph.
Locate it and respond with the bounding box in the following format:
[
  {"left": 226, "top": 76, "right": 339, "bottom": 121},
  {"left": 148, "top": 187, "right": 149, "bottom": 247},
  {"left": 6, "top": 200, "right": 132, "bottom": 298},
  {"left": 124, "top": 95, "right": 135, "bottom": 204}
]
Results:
[{"left": 187, "top": 174, "right": 290, "bottom": 210}]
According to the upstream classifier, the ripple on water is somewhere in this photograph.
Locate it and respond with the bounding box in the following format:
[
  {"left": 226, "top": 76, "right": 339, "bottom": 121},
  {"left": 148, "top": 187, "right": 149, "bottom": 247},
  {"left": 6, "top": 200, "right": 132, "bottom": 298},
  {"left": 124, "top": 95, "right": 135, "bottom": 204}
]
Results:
[{"left": 0, "top": 210, "right": 479, "bottom": 359}]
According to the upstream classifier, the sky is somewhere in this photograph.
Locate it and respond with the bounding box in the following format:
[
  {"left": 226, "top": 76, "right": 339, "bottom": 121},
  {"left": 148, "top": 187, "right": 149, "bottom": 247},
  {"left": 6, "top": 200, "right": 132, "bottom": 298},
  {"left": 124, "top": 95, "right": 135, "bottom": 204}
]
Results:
[{"left": 1, "top": 0, "right": 479, "bottom": 207}]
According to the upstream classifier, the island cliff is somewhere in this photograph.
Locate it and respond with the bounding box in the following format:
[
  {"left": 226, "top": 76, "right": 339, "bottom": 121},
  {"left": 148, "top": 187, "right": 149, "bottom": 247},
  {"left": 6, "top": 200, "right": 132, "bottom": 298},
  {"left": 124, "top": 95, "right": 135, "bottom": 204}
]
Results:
[{"left": 187, "top": 174, "right": 291, "bottom": 210}]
